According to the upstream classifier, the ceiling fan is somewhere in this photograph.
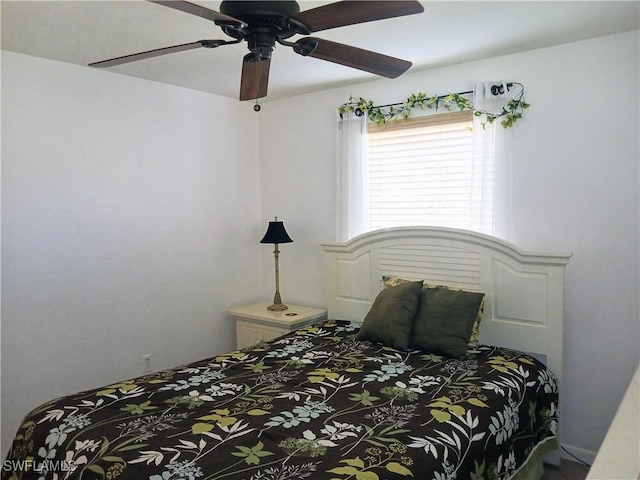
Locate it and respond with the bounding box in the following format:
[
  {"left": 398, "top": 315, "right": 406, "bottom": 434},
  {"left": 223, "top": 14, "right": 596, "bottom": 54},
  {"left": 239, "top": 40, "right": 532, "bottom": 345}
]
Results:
[{"left": 89, "top": 0, "right": 424, "bottom": 102}]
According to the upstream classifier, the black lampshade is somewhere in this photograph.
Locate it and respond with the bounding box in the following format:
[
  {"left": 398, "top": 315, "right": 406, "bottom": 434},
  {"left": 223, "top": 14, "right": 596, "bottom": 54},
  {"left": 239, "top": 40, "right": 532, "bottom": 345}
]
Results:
[{"left": 260, "top": 218, "right": 293, "bottom": 244}]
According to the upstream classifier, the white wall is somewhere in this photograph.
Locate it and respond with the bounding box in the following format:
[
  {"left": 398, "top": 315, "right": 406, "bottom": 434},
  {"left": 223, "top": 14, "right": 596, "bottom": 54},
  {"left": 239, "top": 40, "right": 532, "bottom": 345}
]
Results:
[
  {"left": 1, "top": 52, "right": 262, "bottom": 455},
  {"left": 258, "top": 31, "right": 640, "bottom": 459}
]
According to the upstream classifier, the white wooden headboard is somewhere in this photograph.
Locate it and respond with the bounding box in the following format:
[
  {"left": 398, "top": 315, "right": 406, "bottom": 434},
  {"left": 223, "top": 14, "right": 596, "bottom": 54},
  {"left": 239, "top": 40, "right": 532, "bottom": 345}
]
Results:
[{"left": 321, "top": 226, "right": 571, "bottom": 380}]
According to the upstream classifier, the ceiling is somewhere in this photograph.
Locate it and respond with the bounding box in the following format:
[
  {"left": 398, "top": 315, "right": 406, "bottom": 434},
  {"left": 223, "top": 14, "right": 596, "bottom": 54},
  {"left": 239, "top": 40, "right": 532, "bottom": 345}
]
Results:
[{"left": 2, "top": 1, "right": 639, "bottom": 102}]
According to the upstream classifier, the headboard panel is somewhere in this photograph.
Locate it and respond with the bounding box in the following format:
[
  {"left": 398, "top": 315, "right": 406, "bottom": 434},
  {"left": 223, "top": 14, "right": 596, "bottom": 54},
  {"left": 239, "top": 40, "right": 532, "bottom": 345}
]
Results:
[
  {"left": 380, "top": 244, "right": 481, "bottom": 290},
  {"left": 321, "top": 226, "right": 571, "bottom": 369}
]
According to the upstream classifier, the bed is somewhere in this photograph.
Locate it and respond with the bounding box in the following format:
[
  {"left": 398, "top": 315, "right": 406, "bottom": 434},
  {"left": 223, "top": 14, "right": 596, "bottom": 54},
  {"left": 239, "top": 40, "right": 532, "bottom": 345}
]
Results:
[{"left": 2, "top": 227, "right": 571, "bottom": 480}]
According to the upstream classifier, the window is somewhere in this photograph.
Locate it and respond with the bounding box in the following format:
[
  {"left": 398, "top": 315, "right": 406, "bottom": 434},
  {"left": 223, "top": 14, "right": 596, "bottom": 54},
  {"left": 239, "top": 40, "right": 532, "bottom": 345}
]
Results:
[{"left": 365, "top": 110, "right": 494, "bottom": 233}]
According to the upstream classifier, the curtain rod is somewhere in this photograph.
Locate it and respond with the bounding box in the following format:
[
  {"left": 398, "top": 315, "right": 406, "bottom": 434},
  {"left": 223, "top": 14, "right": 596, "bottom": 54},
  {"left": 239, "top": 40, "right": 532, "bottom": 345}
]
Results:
[{"left": 369, "top": 83, "right": 514, "bottom": 111}]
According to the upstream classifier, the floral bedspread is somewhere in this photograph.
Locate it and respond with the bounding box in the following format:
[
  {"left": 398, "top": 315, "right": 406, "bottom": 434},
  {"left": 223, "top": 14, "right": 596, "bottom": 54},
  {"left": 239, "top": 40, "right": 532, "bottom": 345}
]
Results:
[{"left": 2, "top": 320, "right": 558, "bottom": 480}]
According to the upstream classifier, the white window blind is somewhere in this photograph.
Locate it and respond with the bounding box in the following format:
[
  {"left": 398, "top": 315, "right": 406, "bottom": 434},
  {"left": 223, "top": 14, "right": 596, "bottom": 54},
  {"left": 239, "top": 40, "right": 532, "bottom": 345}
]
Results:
[{"left": 366, "top": 111, "right": 493, "bottom": 232}]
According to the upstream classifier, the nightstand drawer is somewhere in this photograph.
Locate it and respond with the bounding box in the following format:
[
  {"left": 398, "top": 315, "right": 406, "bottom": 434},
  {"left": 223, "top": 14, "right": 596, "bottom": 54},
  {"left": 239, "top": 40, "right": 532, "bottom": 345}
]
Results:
[
  {"left": 235, "top": 320, "right": 291, "bottom": 350},
  {"left": 228, "top": 302, "right": 327, "bottom": 350}
]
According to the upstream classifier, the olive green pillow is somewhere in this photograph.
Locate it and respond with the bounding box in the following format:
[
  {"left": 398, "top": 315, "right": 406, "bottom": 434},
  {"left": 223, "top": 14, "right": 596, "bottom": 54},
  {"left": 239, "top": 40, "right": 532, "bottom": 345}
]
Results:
[
  {"left": 382, "top": 276, "right": 485, "bottom": 347},
  {"left": 356, "top": 280, "right": 423, "bottom": 350},
  {"left": 409, "top": 286, "right": 485, "bottom": 358}
]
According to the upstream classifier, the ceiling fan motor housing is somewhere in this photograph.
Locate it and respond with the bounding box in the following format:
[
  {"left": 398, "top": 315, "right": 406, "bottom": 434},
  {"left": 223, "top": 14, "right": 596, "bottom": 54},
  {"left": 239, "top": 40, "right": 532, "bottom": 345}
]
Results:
[
  {"left": 219, "top": 1, "right": 301, "bottom": 20},
  {"left": 219, "top": 0, "right": 303, "bottom": 59}
]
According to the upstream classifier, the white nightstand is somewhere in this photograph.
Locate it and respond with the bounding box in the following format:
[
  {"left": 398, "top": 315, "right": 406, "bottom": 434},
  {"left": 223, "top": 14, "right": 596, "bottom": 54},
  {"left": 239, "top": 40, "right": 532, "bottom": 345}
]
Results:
[{"left": 228, "top": 302, "right": 327, "bottom": 350}]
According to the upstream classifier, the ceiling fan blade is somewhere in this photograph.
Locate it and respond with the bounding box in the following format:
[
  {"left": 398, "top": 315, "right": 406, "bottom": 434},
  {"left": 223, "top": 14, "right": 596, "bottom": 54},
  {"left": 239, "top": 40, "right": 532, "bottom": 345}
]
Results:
[
  {"left": 148, "top": 1, "right": 246, "bottom": 27},
  {"left": 89, "top": 40, "right": 227, "bottom": 68},
  {"left": 290, "top": 0, "right": 423, "bottom": 34},
  {"left": 300, "top": 38, "right": 412, "bottom": 78},
  {"left": 240, "top": 55, "right": 271, "bottom": 101}
]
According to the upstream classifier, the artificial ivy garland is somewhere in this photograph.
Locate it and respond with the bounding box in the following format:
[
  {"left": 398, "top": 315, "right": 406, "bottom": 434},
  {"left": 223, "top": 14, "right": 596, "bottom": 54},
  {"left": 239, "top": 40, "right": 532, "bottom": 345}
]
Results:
[{"left": 338, "top": 82, "right": 529, "bottom": 129}]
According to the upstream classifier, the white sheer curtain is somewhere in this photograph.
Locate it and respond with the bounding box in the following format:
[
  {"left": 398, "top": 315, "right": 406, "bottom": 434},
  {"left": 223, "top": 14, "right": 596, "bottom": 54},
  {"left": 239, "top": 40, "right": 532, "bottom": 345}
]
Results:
[
  {"left": 336, "top": 82, "right": 510, "bottom": 241},
  {"left": 472, "top": 81, "right": 509, "bottom": 237},
  {"left": 336, "top": 110, "right": 369, "bottom": 242}
]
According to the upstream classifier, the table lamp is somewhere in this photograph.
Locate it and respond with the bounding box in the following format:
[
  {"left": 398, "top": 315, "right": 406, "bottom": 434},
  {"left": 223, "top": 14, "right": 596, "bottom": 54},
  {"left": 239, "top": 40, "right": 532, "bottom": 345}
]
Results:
[{"left": 260, "top": 217, "right": 293, "bottom": 311}]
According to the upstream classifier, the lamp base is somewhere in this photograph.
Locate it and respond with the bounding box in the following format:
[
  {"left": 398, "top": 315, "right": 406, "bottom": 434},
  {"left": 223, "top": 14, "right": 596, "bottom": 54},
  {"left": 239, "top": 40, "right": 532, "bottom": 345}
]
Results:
[
  {"left": 268, "top": 291, "right": 287, "bottom": 312},
  {"left": 267, "top": 303, "right": 288, "bottom": 312}
]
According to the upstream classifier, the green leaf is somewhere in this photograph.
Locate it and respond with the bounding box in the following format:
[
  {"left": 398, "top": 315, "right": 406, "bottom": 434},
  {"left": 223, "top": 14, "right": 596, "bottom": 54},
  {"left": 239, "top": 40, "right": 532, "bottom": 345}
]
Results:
[
  {"left": 245, "top": 362, "right": 269, "bottom": 373},
  {"left": 234, "top": 445, "right": 253, "bottom": 454},
  {"left": 386, "top": 462, "right": 414, "bottom": 477},
  {"left": 231, "top": 442, "right": 273, "bottom": 465},
  {"left": 192, "top": 423, "right": 214, "bottom": 434},
  {"left": 431, "top": 409, "right": 451, "bottom": 423},
  {"left": 470, "top": 459, "right": 486, "bottom": 480},
  {"left": 350, "top": 390, "right": 379, "bottom": 406},
  {"left": 363, "top": 439, "right": 386, "bottom": 447},
  {"left": 468, "top": 398, "right": 489, "bottom": 408},
  {"left": 356, "top": 472, "right": 380, "bottom": 480},
  {"left": 98, "top": 437, "right": 110, "bottom": 456},
  {"left": 341, "top": 457, "right": 366, "bottom": 468},
  {"left": 120, "top": 401, "right": 157, "bottom": 415},
  {"left": 447, "top": 405, "right": 466, "bottom": 417},
  {"left": 247, "top": 409, "right": 270, "bottom": 416},
  {"left": 102, "top": 456, "right": 124, "bottom": 463},
  {"left": 87, "top": 464, "right": 106, "bottom": 476},
  {"left": 116, "top": 443, "right": 148, "bottom": 452},
  {"left": 328, "top": 466, "right": 361, "bottom": 476}
]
